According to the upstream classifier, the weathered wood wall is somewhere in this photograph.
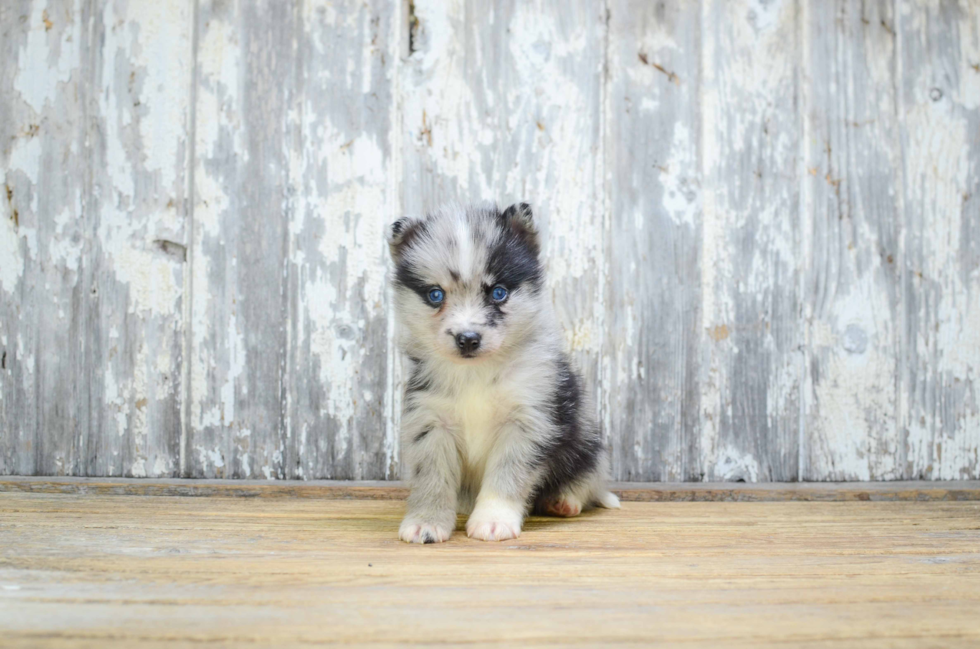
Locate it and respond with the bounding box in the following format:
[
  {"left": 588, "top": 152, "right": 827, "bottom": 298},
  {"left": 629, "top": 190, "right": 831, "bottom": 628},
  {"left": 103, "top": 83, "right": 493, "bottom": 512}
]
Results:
[{"left": 1, "top": 0, "right": 978, "bottom": 481}]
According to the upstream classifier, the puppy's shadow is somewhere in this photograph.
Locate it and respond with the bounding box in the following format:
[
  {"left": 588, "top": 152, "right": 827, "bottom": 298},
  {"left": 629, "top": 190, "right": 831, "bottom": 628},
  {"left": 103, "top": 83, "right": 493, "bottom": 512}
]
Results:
[
  {"left": 454, "top": 508, "right": 607, "bottom": 534},
  {"left": 525, "top": 507, "right": 608, "bottom": 531}
]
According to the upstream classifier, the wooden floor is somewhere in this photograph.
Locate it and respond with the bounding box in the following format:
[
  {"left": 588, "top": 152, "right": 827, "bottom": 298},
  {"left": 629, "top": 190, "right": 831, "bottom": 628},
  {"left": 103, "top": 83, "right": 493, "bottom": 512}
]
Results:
[{"left": 1, "top": 485, "right": 979, "bottom": 647}]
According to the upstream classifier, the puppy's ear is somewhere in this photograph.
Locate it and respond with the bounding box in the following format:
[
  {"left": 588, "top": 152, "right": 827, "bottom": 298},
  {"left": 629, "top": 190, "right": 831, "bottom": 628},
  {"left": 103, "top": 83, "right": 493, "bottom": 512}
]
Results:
[
  {"left": 387, "top": 216, "right": 423, "bottom": 260},
  {"left": 500, "top": 202, "right": 539, "bottom": 253}
]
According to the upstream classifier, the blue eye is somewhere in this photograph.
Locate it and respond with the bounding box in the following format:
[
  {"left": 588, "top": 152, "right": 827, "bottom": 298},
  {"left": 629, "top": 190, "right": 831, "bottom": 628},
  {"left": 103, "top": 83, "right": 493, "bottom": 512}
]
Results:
[
  {"left": 427, "top": 288, "right": 445, "bottom": 305},
  {"left": 491, "top": 286, "right": 508, "bottom": 302}
]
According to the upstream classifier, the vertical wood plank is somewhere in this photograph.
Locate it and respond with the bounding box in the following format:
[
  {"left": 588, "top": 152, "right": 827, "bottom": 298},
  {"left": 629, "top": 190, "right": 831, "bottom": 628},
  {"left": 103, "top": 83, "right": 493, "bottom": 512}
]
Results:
[
  {"left": 1, "top": 0, "right": 192, "bottom": 477},
  {"left": 283, "top": 0, "right": 397, "bottom": 479},
  {"left": 604, "top": 1, "right": 702, "bottom": 480},
  {"left": 899, "top": 0, "right": 980, "bottom": 479},
  {"left": 700, "top": 0, "right": 803, "bottom": 481},
  {"left": 84, "top": 0, "right": 193, "bottom": 477},
  {"left": 801, "top": 1, "right": 904, "bottom": 480},
  {"left": 0, "top": 0, "right": 85, "bottom": 475},
  {"left": 191, "top": 0, "right": 397, "bottom": 479},
  {"left": 401, "top": 0, "right": 606, "bottom": 475},
  {"left": 189, "top": 0, "right": 294, "bottom": 478}
]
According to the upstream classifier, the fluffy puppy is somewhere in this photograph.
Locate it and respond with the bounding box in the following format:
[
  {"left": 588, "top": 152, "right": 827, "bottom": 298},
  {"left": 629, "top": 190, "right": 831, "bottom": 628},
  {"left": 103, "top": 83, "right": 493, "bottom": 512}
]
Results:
[{"left": 388, "top": 202, "right": 619, "bottom": 543}]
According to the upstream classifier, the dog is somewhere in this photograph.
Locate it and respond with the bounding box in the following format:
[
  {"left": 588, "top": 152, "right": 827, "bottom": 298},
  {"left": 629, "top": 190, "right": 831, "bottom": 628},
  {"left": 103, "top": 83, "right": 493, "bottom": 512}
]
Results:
[{"left": 387, "top": 202, "right": 619, "bottom": 543}]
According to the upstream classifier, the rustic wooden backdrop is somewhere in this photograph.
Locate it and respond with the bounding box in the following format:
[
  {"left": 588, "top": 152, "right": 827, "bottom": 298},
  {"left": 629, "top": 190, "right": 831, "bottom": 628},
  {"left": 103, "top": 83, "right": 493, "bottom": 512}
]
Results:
[{"left": 1, "top": 0, "right": 978, "bottom": 482}]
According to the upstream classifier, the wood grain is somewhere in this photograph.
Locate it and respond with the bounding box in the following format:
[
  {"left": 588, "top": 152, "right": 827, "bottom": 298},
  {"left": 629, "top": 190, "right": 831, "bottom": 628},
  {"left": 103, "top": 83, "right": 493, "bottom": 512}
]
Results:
[
  {"left": 699, "top": 0, "right": 803, "bottom": 481},
  {"left": 281, "top": 0, "right": 398, "bottom": 480},
  {"left": 189, "top": 0, "right": 397, "bottom": 480},
  {"left": 1, "top": 492, "right": 979, "bottom": 647},
  {"left": 187, "top": 0, "right": 296, "bottom": 479},
  {"left": 0, "top": 0, "right": 192, "bottom": 478},
  {"left": 0, "top": 0, "right": 82, "bottom": 476},
  {"left": 604, "top": 1, "right": 703, "bottom": 481},
  {"left": 801, "top": 1, "right": 904, "bottom": 480},
  {"left": 85, "top": 0, "right": 193, "bottom": 479},
  {"left": 898, "top": 0, "right": 980, "bottom": 480}
]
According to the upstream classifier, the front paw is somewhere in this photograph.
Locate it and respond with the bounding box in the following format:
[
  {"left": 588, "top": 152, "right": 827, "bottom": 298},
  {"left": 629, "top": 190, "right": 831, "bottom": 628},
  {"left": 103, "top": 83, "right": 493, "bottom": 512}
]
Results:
[
  {"left": 399, "top": 516, "right": 454, "bottom": 544},
  {"left": 466, "top": 498, "right": 523, "bottom": 542}
]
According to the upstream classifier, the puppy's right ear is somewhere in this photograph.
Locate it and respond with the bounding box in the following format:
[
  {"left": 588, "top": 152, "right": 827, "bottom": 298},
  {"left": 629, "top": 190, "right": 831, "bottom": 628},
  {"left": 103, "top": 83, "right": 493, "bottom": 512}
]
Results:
[{"left": 387, "top": 216, "right": 422, "bottom": 260}]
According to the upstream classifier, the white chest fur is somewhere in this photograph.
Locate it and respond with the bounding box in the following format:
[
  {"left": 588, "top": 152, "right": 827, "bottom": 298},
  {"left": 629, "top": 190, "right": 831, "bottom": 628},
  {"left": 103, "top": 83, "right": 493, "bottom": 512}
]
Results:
[{"left": 454, "top": 379, "right": 506, "bottom": 472}]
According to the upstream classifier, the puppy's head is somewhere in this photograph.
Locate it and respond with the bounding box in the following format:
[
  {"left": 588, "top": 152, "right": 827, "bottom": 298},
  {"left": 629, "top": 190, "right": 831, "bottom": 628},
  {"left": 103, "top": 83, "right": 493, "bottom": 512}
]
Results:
[{"left": 388, "top": 203, "right": 544, "bottom": 363}]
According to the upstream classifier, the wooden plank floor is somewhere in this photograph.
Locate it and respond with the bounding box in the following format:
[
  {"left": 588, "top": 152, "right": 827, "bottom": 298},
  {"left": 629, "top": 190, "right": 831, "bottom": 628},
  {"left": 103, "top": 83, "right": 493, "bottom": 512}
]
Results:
[{"left": 1, "top": 491, "right": 979, "bottom": 647}]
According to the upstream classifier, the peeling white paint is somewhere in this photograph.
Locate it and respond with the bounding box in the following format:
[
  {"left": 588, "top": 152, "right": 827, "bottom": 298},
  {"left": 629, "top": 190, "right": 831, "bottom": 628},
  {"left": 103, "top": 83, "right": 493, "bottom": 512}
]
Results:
[
  {"left": 193, "top": 446, "right": 225, "bottom": 472},
  {"left": 0, "top": 218, "right": 22, "bottom": 294},
  {"left": 130, "top": 457, "right": 147, "bottom": 478},
  {"left": 14, "top": 3, "right": 77, "bottom": 114},
  {"left": 152, "top": 455, "right": 170, "bottom": 476},
  {"left": 220, "top": 310, "right": 245, "bottom": 427},
  {"left": 47, "top": 207, "right": 82, "bottom": 274},
  {"left": 899, "top": 4, "right": 980, "bottom": 478},
  {"left": 317, "top": 132, "right": 388, "bottom": 306},
  {"left": 128, "top": 1, "right": 192, "bottom": 198},
  {"left": 699, "top": 0, "right": 802, "bottom": 480},
  {"left": 113, "top": 248, "right": 181, "bottom": 315},
  {"left": 713, "top": 447, "right": 761, "bottom": 482},
  {"left": 3, "top": 131, "right": 41, "bottom": 299}
]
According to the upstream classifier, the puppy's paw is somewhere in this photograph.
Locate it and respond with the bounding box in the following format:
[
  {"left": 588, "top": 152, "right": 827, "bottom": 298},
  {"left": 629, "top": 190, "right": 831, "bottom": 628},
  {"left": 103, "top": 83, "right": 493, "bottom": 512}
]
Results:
[
  {"left": 542, "top": 494, "right": 583, "bottom": 517},
  {"left": 399, "top": 517, "right": 454, "bottom": 544},
  {"left": 466, "top": 498, "right": 523, "bottom": 542}
]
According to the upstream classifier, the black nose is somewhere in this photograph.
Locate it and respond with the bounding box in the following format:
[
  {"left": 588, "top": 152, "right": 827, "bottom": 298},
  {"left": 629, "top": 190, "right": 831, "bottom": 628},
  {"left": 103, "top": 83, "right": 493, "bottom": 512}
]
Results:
[{"left": 455, "top": 331, "right": 482, "bottom": 354}]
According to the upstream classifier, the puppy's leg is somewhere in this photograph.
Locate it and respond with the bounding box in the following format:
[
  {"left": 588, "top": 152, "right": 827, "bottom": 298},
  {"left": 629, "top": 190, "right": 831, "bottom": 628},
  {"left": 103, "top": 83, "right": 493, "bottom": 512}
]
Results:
[
  {"left": 466, "top": 424, "right": 539, "bottom": 542},
  {"left": 399, "top": 426, "right": 461, "bottom": 544}
]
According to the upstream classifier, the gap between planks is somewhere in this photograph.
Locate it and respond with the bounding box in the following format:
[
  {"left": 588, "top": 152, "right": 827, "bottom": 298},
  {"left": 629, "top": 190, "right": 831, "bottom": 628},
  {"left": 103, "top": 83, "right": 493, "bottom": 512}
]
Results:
[{"left": 0, "top": 477, "right": 978, "bottom": 501}]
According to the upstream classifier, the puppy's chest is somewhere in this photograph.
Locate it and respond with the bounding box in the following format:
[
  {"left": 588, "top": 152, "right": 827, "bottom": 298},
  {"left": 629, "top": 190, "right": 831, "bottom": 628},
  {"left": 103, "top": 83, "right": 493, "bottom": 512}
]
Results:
[{"left": 450, "top": 382, "right": 513, "bottom": 467}]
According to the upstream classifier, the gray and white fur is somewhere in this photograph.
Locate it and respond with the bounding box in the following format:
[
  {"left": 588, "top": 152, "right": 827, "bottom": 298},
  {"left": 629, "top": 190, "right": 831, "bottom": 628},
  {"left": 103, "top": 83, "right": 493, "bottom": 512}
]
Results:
[{"left": 388, "top": 202, "right": 619, "bottom": 544}]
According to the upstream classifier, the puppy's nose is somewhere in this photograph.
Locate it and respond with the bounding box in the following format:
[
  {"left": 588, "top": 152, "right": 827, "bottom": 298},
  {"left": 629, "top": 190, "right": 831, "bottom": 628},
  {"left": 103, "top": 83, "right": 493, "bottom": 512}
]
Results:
[{"left": 455, "top": 331, "right": 482, "bottom": 354}]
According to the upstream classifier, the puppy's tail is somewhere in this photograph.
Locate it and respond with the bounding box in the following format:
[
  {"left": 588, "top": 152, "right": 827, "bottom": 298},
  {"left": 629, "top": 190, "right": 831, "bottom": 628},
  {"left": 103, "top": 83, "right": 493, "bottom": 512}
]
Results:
[{"left": 595, "top": 490, "right": 621, "bottom": 509}]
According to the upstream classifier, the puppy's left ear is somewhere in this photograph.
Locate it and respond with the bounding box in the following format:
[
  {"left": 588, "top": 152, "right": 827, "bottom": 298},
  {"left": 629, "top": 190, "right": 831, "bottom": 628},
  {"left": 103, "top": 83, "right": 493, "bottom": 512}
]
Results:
[{"left": 501, "top": 202, "right": 539, "bottom": 253}]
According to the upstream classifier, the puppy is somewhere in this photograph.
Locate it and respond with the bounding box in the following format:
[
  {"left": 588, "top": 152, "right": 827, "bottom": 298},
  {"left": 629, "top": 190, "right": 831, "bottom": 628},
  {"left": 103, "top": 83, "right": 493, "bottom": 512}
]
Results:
[{"left": 388, "top": 202, "right": 619, "bottom": 543}]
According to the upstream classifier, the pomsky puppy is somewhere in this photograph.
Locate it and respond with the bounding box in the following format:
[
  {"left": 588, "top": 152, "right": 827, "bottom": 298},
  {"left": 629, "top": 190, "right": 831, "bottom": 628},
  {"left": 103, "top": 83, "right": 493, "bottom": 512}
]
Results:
[{"left": 388, "top": 202, "right": 619, "bottom": 543}]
